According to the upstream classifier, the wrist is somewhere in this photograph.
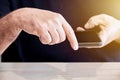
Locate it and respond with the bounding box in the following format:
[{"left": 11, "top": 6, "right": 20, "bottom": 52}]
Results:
[
  {"left": 0, "top": 12, "right": 22, "bottom": 42},
  {"left": 5, "top": 13, "right": 22, "bottom": 39},
  {"left": 0, "top": 13, "right": 22, "bottom": 55}
]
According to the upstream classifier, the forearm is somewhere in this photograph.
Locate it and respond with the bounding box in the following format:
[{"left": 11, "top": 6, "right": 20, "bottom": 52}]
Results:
[{"left": 0, "top": 14, "right": 22, "bottom": 55}]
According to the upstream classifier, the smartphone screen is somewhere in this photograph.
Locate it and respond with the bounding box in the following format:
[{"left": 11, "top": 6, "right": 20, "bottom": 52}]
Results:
[{"left": 75, "top": 31, "right": 102, "bottom": 48}]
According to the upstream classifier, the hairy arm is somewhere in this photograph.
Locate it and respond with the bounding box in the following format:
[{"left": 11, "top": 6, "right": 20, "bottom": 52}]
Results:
[{"left": 0, "top": 14, "right": 22, "bottom": 55}]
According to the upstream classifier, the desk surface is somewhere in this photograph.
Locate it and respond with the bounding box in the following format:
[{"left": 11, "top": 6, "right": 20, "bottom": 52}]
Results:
[{"left": 0, "top": 63, "right": 120, "bottom": 80}]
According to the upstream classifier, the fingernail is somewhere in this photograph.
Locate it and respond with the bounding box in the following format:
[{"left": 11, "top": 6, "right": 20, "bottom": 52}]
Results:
[{"left": 74, "top": 44, "right": 78, "bottom": 50}]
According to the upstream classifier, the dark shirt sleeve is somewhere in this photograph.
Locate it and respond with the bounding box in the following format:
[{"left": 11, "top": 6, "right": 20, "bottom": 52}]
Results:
[{"left": 0, "top": 0, "right": 10, "bottom": 17}]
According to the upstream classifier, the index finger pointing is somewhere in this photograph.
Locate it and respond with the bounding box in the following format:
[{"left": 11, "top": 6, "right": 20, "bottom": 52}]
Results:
[{"left": 61, "top": 17, "right": 78, "bottom": 50}]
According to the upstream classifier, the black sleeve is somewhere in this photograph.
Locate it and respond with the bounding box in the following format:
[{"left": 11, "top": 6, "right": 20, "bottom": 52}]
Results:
[{"left": 0, "top": 0, "right": 10, "bottom": 17}]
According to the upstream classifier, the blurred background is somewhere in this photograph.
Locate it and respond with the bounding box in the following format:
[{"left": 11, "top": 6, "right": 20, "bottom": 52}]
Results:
[{"left": 50, "top": 0, "right": 120, "bottom": 28}]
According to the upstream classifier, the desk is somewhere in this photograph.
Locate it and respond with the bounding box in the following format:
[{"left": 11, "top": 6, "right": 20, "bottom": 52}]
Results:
[{"left": 0, "top": 63, "right": 120, "bottom": 80}]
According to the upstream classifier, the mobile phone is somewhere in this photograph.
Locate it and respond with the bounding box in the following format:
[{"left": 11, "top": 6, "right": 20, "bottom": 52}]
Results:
[{"left": 75, "top": 30, "right": 102, "bottom": 48}]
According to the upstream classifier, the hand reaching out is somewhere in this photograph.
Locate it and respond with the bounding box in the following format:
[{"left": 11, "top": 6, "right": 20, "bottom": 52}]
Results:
[{"left": 84, "top": 14, "right": 120, "bottom": 48}]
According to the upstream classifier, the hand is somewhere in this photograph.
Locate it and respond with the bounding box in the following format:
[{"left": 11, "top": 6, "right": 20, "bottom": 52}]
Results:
[
  {"left": 11, "top": 8, "right": 78, "bottom": 50},
  {"left": 84, "top": 14, "right": 120, "bottom": 48}
]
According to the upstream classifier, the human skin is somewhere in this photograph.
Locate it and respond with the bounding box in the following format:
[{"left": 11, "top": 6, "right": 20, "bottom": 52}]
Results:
[
  {"left": 84, "top": 14, "right": 120, "bottom": 48},
  {"left": 0, "top": 8, "right": 78, "bottom": 55}
]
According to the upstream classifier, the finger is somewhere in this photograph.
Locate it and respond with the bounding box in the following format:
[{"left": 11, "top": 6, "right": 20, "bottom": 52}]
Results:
[
  {"left": 35, "top": 20, "right": 52, "bottom": 44},
  {"left": 49, "top": 29, "right": 60, "bottom": 45},
  {"left": 84, "top": 14, "right": 108, "bottom": 29},
  {"left": 47, "top": 20, "right": 60, "bottom": 45},
  {"left": 54, "top": 20, "right": 66, "bottom": 43},
  {"left": 61, "top": 17, "right": 78, "bottom": 50},
  {"left": 39, "top": 30, "right": 52, "bottom": 44},
  {"left": 76, "top": 27, "right": 85, "bottom": 32},
  {"left": 56, "top": 27, "right": 66, "bottom": 43}
]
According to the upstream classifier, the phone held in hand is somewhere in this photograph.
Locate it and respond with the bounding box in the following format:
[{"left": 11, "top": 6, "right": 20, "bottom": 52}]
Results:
[{"left": 75, "top": 30, "right": 102, "bottom": 48}]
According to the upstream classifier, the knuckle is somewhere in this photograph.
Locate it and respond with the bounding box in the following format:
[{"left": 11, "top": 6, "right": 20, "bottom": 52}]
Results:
[
  {"left": 100, "top": 14, "right": 107, "bottom": 17},
  {"left": 100, "top": 14, "right": 112, "bottom": 21},
  {"left": 54, "top": 13, "right": 63, "bottom": 19},
  {"left": 51, "top": 36, "right": 60, "bottom": 44},
  {"left": 99, "top": 14, "right": 107, "bottom": 19},
  {"left": 47, "top": 19, "right": 53, "bottom": 25},
  {"left": 61, "top": 36, "right": 66, "bottom": 42},
  {"left": 41, "top": 38, "right": 51, "bottom": 44},
  {"left": 40, "top": 22, "right": 48, "bottom": 30},
  {"left": 40, "top": 35, "right": 51, "bottom": 44},
  {"left": 46, "top": 37, "right": 52, "bottom": 43},
  {"left": 68, "top": 28, "right": 74, "bottom": 35},
  {"left": 54, "top": 37, "right": 60, "bottom": 43},
  {"left": 89, "top": 17, "right": 95, "bottom": 21},
  {"left": 47, "top": 19, "right": 58, "bottom": 27},
  {"left": 48, "top": 13, "right": 63, "bottom": 25},
  {"left": 56, "top": 13, "right": 62, "bottom": 17},
  {"left": 88, "top": 16, "right": 97, "bottom": 23}
]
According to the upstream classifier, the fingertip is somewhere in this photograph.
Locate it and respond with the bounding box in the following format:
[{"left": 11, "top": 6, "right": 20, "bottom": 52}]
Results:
[
  {"left": 76, "top": 27, "right": 85, "bottom": 32},
  {"left": 72, "top": 43, "right": 79, "bottom": 50},
  {"left": 74, "top": 45, "right": 79, "bottom": 50}
]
